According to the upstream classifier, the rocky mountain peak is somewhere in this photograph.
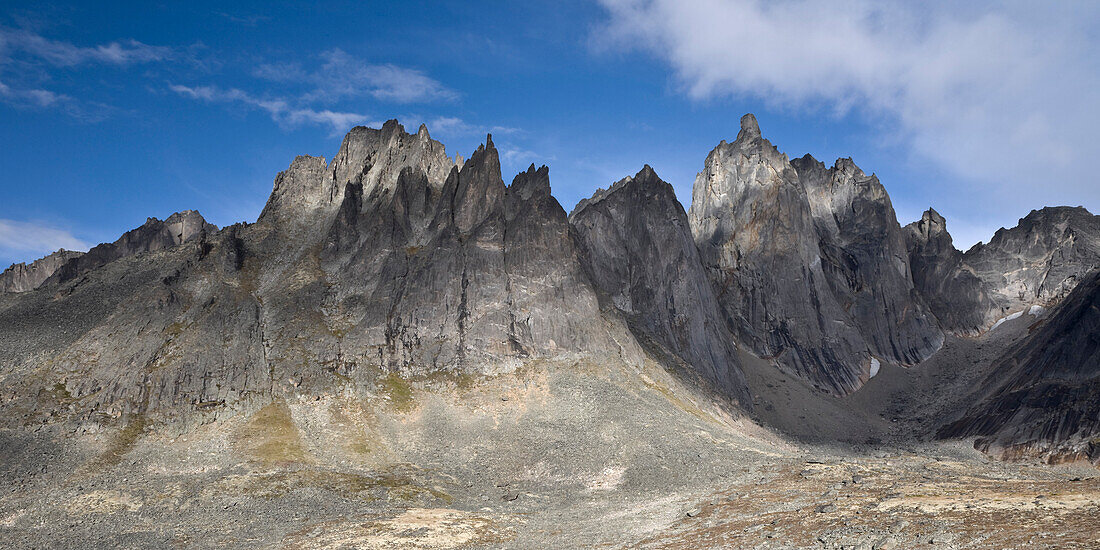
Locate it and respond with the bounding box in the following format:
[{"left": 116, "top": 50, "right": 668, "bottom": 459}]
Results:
[
  {"left": 570, "top": 165, "right": 751, "bottom": 405},
  {"left": 0, "top": 248, "right": 86, "bottom": 293},
  {"left": 911, "top": 208, "right": 950, "bottom": 242},
  {"left": 738, "top": 113, "right": 761, "bottom": 140},
  {"left": 508, "top": 164, "right": 551, "bottom": 201}
]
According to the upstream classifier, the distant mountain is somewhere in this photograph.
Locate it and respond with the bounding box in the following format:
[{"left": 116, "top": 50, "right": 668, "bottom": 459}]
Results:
[
  {"left": 939, "top": 268, "right": 1100, "bottom": 463},
  {"left": 905, "top": 206, "right": 1100, "bottom": 334}
]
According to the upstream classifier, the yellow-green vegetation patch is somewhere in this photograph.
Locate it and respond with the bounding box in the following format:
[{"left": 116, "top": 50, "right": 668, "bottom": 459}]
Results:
[
  {"left": 164, "top": 320, "right": 187, "bottom": 338},
  {"left": 235, "top": 401, "right": 311, "bottom": 466},
  {"left": 425, "top": 369, "right": 480, "bottom": 391},
  {"left": 214, "top": 468, "right": 452, "bottom": 504},
  {"left": 84, "top": 412, "right": 147, "bottom": 473},
  {"left": 639, "top": 370, "right": 721, "bottom": 426},
  {"left": 378, "top": 372, "right": 416, "bottom": 412}
]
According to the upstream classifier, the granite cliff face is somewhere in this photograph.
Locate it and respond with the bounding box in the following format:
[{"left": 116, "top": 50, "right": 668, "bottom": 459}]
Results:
[
  {"left": 689, "top": 114, "right": 940, "bottom": 396},
  {"left": 904, "top": 206, "right": 1100, "bottom": 334},
  {"left": 939, "top": 268, "right": 1100, "bottom": 463},
  {"left": 793, "top": 155, "right": 944, "bottom": 366},
  {"left": 316, "top": 131, "right": 633, "bottom": 376},
  {"left": 903, "top": 209, "right": 998, "bottom": 333},
  {"left": 964, "top": 206, "right": 1100, "bottom": 315},
  {"left": 0, "top": 249, "right": 85, "bottom": 293},
  {"left": 569, "top": 165, "right": 750, "bottom": 406}
]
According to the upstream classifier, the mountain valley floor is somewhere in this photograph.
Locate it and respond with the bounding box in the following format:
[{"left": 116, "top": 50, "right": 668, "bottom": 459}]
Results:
[{"left": 2, "top": 312, "right": 1097, "bottom": 549}]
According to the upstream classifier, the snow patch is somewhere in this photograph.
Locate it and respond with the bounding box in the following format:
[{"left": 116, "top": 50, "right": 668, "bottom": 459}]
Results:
[
  {"left": 869, "top": 358, "right": 881, "bottom": 378},
  {"left": 1028, "top": 305, "right": 1045, "bottom": 316},
  {"left": 990, "top": 310, "right": 1025, "bottom": 331}
]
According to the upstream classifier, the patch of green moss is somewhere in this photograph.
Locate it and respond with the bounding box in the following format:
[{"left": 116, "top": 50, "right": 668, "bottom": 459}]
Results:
[
  {"left": 49, "top": 381, "right": 72, "bottom": 401},
  {"left": 425, "top": 369, "right": 480, "bottom": 391},
  {"left": 235, "top": 401, "right": 310, "bottom": 465},
  {"left": 378, "top": 372, "right": 415, "bottom": 412},
  {"left": 164, "top": 321, "right": 187, "bottom": 338}
]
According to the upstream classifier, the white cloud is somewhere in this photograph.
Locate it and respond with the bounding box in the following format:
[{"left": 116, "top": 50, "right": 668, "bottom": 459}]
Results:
[
  {"left": 254, "top": 48, "right": 456, "bottom": 104},
  {"left": 595, "top": 0, "right": 1100, "bottom": 227},
  {"left": 169, "top": 83, "right": 367, "bottom": 134},
  {"left": 0, "top": 28, "right": 173, "bottom": 66},
  {"left": 0, "top": 219, "right": 89, "bottom": 260}
]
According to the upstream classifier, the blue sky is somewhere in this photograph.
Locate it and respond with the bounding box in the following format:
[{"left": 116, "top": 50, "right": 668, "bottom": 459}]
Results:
[{"left": 2, "top": 1, "right": 1098, "bottom": 268}]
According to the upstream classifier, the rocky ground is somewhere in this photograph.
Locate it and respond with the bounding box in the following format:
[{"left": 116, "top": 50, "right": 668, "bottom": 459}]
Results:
[{"left": 2, "top": 311, "right": 1097, "bottom": 549}]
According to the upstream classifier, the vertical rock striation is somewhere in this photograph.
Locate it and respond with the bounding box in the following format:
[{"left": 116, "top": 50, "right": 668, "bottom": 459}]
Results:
[
  {"left": 794, "top": 155, "right": 944, "bottom": 364},
  {"left": 689, "top": 114, "right": 941, "bottom": 395},
  {"left": 570, "top": 165, "right": 751, "bottom": 406},
  {"left": 903, "top": 208, "right": 997, "bottom": 333}
]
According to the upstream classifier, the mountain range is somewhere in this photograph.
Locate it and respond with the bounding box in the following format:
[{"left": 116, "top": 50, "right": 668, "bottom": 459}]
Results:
[{"left": 2, "top": 115, "right": 1099, "bottom": 547}]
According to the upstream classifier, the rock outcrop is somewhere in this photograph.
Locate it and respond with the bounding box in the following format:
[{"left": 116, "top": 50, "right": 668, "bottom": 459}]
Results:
[
  {"left": 964, "top": 206, "right": 1100, "bottom": 315},
  {"left": 905, "top": 206, "right": 1100, "bottom": 334},
  {"left": 939, "top": 268, "right": 1100, "bottom": 464},
  {"left": 794, "top": 155, "right": 944, "bottom": 365},
  {"left": 903, "top": 209, "right": 998, "bottom": 334},
  {"left": 0, "top": 249, "right": 85, "bottom": 293},
  {"left": 1, "top": 211, "right": 214, "bottom": 294},
  {"left": 570, "top": 165, "right": 750, "bottom": 406},
  {"left": 318, "top": 133, "right": 631, "bottom": 375},
  {"left": 689, "top": 114, "right": 940, "bottom": 395}
]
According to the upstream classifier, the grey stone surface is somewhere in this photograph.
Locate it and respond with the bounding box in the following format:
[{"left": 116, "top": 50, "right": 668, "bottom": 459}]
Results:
[
  {"left": 905, "top": 206, "right": 1100, "bottom": 334},
  {"left": 40, "top": 209, "right": 216, "bottom": 290},
  {"left": 963, "top": 206, "right": 1100, "bottom": 315},
  {"left": 794, "top": 155, "right": 944, "bottom": 366},
  {"left": 904, "top": 208, "right": 997, "bottom": 334},
  {"left": 689, "top": 114, "right": 944, "bottom": 395},
  {"left": 570, "top": 165, "right": 750, "bottom": 407},
  {"left": 0, "top": 249, "right": 85, "bottom": 293},
  {"left": 939, "top": 268, "right": 1100, "bottom": 463}
]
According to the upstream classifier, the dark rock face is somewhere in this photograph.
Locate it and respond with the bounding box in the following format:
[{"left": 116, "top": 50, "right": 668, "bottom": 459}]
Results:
[
  {"left": 569, "top": 165, "right": 750, "bottom": 406},
  {"left": 0, "top": 249, "right": 85, "bottom": 293},
  {"left": 905, "top": 206, "right": 1100, "bottom": 334},
  {"left": 689, "top": 114, "right": 939, "bottom": 395},
  {"left": 939, "top": 269, "right": 1100, "bottom": 464},
  {"left": 318, "top": 134, "right": 627, "bottom": 375},
  {"left": 794, "top": 156, "right": 944, "bottom": 366},
  {"left": 964, "top": 206, "right": 1100, "bottom": 315},
  {"left": 0, "top": 122, "right": 650, "bottom": 423},
  {"left": 689, "top": 115, "right": 870, "bottom": 395},
  {"left": 904, "top": 209, "right": 997, "bottom": 334}
]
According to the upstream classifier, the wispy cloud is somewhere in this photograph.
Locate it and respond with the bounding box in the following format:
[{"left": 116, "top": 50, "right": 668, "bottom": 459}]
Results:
[
  {"left": 215, "top": 12, "right": 271, "bottom": 27},
  {"left": 501, "top": 147, "right": 547, "bottom": 167},
  {"left": 169, "top": 83, "right": 367, "bottom": 134},
  {"left": 0, "top": 218, "right": 89, "bottom": 262},
  {"left": 0, "top": 28, "right": 174, "bottom": 66},
  {"left": 254, "top": 48, "right": 457, "bottom": 104},
  {"left": 595, "top": 0, "right": 1100, "bottom": 217},
  {"left": 412, "top": 116, "right": 521, "bottom": 139}
]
